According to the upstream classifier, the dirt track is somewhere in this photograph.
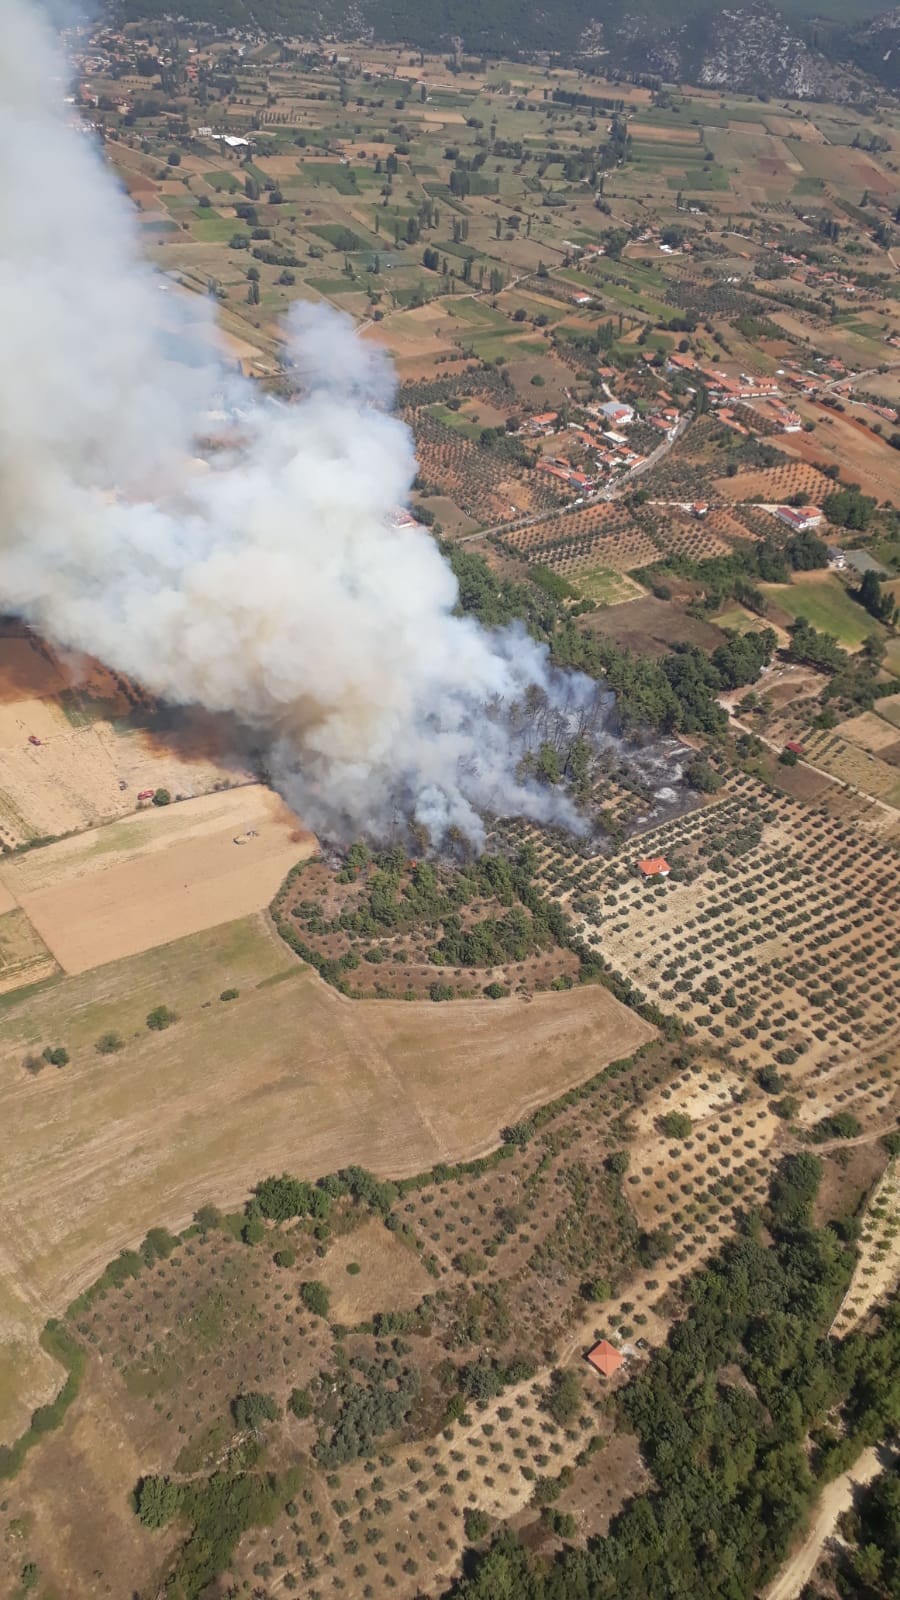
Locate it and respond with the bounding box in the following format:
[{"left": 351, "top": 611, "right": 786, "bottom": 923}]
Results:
[{"left": 764, "top": 1442, "right": 899, "bottom": 1600}]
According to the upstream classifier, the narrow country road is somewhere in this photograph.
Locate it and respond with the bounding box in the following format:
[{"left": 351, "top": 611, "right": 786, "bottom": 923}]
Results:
[
  {"left": 728, "top": 717, "right": 900, "bottom": 826},
  {"left": 763, "top": 1441, "right": 899, "bottom": 1600}
]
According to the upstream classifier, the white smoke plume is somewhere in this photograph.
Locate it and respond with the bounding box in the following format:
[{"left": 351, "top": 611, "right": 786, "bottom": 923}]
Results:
[{"left": 0, "top": 1, "right": 605, "bottom": 847}]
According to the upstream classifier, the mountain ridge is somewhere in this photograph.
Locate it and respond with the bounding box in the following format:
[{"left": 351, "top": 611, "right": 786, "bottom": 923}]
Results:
[{"left": 106, "top": 0, "right": 900, "bottom": 95}]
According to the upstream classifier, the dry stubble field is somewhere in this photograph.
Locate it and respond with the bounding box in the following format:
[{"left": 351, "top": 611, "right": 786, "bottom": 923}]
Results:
[
  {"left": 0, "top": 911, "right": 653, "bottom": 1440},
  {"left": 0, "top": 784, "right": 313, "bottom": 973}
]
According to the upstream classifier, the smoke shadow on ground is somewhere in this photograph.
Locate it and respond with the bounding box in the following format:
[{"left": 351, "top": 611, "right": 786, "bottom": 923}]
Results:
[{"left": 0, "top": 614, "right": 262, "bottom": 786}]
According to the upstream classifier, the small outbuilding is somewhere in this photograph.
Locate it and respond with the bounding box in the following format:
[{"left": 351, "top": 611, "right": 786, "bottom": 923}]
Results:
[{"left": 586, "top": 1339, "right": 624, "bottom": 1378}]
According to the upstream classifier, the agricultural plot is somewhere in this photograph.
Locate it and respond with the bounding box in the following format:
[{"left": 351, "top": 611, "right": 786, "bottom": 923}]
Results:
[
  {"left": 836, "top": 710, "right": 900, "bottom": 761},
  {"left": 274, "top": 848, "right": 584, "bottom": 1000},
  {"left": 759, "top": 577, "right": 884, "bottom": 651},
  {"left": 716, "top": 462, "right": 836, "bottom": 504},
  {"left": 412, "top": 411, "right": 556, "bottom": 525},
  {"left": 0, "top": 786, "right": 312, "bottom": 974},
  {"left": 831, "top": 1159, "right": 900, "bottom": 1338},
  {"left": 800, "top": 729, "right": 900, "bottom": 808},
  {"left": 0, "top": 627, "right": 239, "bottom": 848},
  {"left": 639, "top": 507, "right": 733, "bottom": 562},
  {"left": 505, "top": 772, "right": 900, "bottom": 1104},
  {"left": 0, "top": 910, "right": 58, "bottom": 996},
  {"left": 500, "top": 504, "right": 661, "bottom": 576},
  {"left": 581, "top": 596, "right": 727, "bottom": 659},
  {"left": 569, "top": 568, "right": 646, "bottom": 606}
]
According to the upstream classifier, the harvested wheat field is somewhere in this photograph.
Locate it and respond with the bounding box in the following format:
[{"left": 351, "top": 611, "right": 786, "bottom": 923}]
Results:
[
  {"left": 0, "top": 909, "right": 58, "bottom": 995},
  {"left": 0, "top": 912, "right": 654, "bottom": 1437},
  {"left": 0, "top": 785, "right": 314, "bottom": 973}
]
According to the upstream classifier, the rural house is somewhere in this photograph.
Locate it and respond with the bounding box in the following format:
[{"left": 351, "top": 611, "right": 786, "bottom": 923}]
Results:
[
  {"left": 638, "top": 857, "right": 671, "bottom": 879},
  {"left": 586, "top": 1340, "right": 624, "bottom": 1378}
]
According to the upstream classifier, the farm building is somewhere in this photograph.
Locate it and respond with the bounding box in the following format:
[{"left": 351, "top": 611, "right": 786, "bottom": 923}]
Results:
[
  {"left": 600, "top": 400, "right": 635, "bottom": 427},
  {"left": 525, "top": 412, "right": 559, "bottom": 436},
  {"left": 586, "top": 1340, "right": 624, "bottom": 1378},
  {"left": 773, "top": 505, "right": 824, "bottom": 533},
  {"left": 638, "top": 857, "right": 671, "bottom": 879}
]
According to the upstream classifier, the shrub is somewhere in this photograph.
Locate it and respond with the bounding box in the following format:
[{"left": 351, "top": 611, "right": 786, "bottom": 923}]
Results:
[
  {"left": 301, "top": 1280, "right": 331, "bottom": 1317},
  {"left": 756, "top": 1066, "right": 786, "bottom": 1095},
  {"left": 146, "top": 1006, "right": 177, "bottom": 1031},
  {"left": 136, "top": 1474, "right": 183, "bottom": 1528},
  {"left": 274, "top": 1248, "right": 296, "bottom": 1268},
  {"left": 811, "top": 1112, "right": 861, "bottom": 1143},
  {"left": 220, "top": 988, "right": 239, "bottom": 1002},
  {"left": 232, "top": 1391, "right": 279, "bottom": 1432},
  {"left": 660, "top": 1111, "right": 692, "bottom": 1140},
  {"left": 95, "top": 1031, "right": 124, "bottom": 1055},
  {"left": 152, "top": 787, "right": 171, "bottom": 805},
  {"left": 289, "top": 1387, "right": 313, "bottom": 1419},
  {"left": 464, "top": 1507, "right": 491, "bottom": 1541},
  {"left": 545, "top": 1369, "right": 582, "bottom": 1427},
  {"left": 346, "top": 1262, "right": 361, "bottom": 1275},
  {"left": 42, "top": 1045, "right": 69, "bottom": 1068}
]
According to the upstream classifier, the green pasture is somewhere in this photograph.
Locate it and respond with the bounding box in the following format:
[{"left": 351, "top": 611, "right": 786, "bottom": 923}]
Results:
[{"left": 760, "top": 578, "right": 883, "bottom": 650}]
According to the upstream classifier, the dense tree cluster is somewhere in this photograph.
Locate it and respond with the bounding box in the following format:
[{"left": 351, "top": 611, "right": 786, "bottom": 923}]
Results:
[
  {"left": 445, "top": 545, "right": 778, "bottom": 737},
  {"left": 823, "top": 486, "right": 877, "bottom": 531},
  {"left": 837, "top": 1462, "right": 900, "bottom": 1597},
  {"left": 314, "top": 1357, "right": 421, "bottom": 1468}
]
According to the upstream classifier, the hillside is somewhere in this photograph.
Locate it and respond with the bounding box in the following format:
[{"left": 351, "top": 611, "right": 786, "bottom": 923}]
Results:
[{"left": 105, "top": 0, "right": 900, "bottom": 93}]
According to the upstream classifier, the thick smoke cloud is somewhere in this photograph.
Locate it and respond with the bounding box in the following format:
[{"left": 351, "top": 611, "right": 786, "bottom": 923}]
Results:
[{"left": 0, "top": 1, "right": 604, "bottom": 846}]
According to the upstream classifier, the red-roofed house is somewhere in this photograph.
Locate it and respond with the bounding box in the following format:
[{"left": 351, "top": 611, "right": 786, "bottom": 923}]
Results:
[
  {"left": 773, "top": 505, "right": 823, "bottom": 533},
  {"left": 525, "top": 412, "right": 559, "bottom": 436},
  {"left": 586, "top": 1340, "right": 624, "bottom": 1378},
  {"left": 638, "top": 857, "right": 670, "bottom": 879}
]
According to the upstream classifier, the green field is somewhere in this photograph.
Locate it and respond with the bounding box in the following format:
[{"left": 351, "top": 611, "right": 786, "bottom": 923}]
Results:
[
  {"left": 202, "top": 170, "right": 240, "bottom": 192},
  {"left": 190, "top": 213, "right": 241, "bottom": 242},
  {"left": 571, "top": 568, "right": 645, "bottom": 606},
  {"left": 760, "top": 578, "right": 884, "bottom": 649},
  {"left": 713, "top": 605, "right": 774, "bottom": 635},
  {"left": 429, "top": 403, "right": 483, "bottom": 438}
]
